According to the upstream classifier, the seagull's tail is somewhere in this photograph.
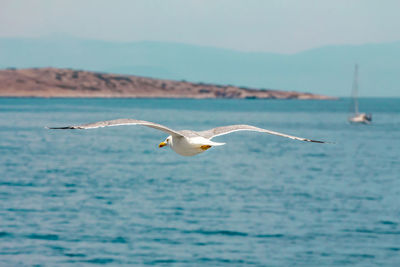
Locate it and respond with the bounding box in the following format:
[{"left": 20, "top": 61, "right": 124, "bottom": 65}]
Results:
[{"left": 208, "top": 141, "right": 225, "bottom": 146}]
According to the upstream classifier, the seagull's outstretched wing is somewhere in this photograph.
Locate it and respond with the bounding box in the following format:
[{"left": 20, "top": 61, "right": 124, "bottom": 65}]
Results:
[
  {"left": 198, "top": 124, "right": 326, "bottom": 143},
  {"left": 47, "top": 118, "right": 184, "bottom": 137}
]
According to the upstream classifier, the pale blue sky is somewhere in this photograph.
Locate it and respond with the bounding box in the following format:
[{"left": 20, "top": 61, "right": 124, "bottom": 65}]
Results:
[{"left": 1, "top": 0, "right": 400, "bottom": 53}]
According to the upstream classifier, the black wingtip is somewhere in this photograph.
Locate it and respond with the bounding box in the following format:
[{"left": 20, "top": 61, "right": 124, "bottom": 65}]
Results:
[
  {"left": 308, "top": 139, "right": 335, "bottom": 144},
  {"left": 310, "top": 139, "right": 325, "bottom": 143},
  {"left": 46, "top": 126, "right": 77, "bottom": 129}
]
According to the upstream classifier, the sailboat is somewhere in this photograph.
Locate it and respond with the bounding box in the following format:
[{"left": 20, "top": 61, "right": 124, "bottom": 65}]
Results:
[{"left": 348, "top": 64, "right": 372, "bottom": 124}]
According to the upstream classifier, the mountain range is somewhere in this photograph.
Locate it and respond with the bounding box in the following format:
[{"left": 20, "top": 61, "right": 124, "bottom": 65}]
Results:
[{"left": 1, "top": 35, "right": 399, "bottom": 97}]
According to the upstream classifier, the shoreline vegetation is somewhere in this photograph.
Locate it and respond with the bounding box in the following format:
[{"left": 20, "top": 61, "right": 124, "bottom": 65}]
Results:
[{"left": 0, "top": 68, "right": 335, "bottom": 100}]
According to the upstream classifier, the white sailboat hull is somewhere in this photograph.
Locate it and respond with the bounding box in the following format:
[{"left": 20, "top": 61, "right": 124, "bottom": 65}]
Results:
[{"left": 348, "top": 113, "right": 372, "bottom": 124}]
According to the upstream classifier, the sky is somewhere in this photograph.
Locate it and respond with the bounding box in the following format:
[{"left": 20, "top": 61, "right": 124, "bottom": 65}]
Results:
[{"left": 1, "top": 0, "right": 400, "bottom": 53}]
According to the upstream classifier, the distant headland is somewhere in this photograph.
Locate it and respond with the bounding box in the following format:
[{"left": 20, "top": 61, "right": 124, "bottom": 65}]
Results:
[{"left": 0, "top": 68, "right": 335, "bottom": 99}]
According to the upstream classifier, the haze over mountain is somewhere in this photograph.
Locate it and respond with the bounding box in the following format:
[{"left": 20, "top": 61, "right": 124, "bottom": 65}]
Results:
[{"left": 1, "top": 36, "right": 399, "bottom": 97}]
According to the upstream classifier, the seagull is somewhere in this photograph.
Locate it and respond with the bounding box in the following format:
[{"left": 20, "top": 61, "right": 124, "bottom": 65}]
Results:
[{"left": 48, "top": 118, "right": 327, "bottom": 156}]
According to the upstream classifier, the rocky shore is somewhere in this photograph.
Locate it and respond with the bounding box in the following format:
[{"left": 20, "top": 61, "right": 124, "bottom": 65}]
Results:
[{"left": 0, "top": 68, "right": 334, "bottom": 99}]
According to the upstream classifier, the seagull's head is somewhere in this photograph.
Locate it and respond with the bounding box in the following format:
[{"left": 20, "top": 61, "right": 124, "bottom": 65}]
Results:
[{"left": 159, "top": 136, "right": 172, "bottom": 148}]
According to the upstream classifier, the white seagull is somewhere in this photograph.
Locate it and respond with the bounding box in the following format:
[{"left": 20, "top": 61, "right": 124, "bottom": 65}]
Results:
[{"left": 48, "top": 118, "right": 327, "bottom": 156}]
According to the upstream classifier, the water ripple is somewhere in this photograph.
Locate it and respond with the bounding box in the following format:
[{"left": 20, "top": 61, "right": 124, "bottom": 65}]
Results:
[{"left": 1, "top": 98, "right": 400, "bottom": 266}]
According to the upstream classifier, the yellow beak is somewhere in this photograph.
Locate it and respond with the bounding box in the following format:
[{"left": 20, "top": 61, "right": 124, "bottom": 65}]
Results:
[{"left": 159, "top": 142, "right": 167, "bottom": 148}]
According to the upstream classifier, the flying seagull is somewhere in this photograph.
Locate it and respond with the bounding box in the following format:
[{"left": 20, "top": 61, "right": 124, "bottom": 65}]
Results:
[{"left": 48, "top": 118, "right": 327, "bottom": 156}]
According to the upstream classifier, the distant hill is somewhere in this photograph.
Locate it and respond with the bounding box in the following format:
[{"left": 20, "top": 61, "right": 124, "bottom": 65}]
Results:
[
  {"left": 0, "top": 36, "right": 399, "bottom": 96},
  {"left": 0, "top": 68, "right": 333, "bottom": 99}
]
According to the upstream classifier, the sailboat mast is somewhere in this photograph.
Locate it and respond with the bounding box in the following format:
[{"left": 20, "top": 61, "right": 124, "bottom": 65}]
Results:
[{"left": 352, "top": 64, "right": 359, "bottom": 114}]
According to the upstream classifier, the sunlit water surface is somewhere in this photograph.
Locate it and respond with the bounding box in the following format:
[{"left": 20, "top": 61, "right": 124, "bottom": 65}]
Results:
[{"left": 1, "top": 98, "right": 400, "bottom": 266}]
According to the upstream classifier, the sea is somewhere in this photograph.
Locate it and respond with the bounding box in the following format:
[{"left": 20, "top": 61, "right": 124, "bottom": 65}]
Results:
[{"left": 1, "top": 98, "right": 399, "bottom": 266}]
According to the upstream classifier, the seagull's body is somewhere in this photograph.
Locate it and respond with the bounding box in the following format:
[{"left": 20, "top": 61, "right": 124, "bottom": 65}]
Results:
[
  {"left": 48, "top": 118, "right": 326, "bottom": 156},
  {"left": 166, "top": 134, "right": 224, "bottom": 156}
]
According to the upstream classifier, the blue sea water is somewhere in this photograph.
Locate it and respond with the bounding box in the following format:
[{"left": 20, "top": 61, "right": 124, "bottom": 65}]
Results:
[{"left": 0, "top": 98, "right": 399, "bottom": 266}]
